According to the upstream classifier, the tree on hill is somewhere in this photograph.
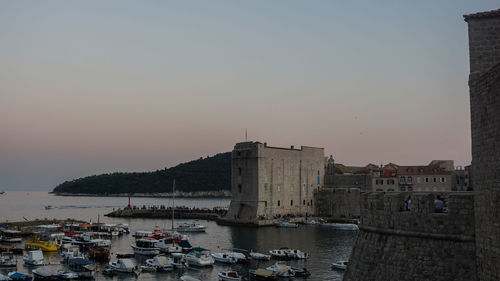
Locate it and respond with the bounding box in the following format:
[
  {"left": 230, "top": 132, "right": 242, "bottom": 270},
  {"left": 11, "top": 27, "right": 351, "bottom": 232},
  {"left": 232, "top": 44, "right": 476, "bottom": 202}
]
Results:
[{"left": 52, "top": 152, "right": 231, "bottom": 194}]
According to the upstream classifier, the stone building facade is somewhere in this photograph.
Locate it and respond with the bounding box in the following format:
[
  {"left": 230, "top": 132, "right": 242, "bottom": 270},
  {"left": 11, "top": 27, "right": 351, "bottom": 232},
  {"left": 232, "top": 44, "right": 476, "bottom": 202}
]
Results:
[
  {"left": 222, "top": 142, "right": 324, "bottom": 225},
  {"left": 465, "top": 9, "right": 500, "bottom": 281}
]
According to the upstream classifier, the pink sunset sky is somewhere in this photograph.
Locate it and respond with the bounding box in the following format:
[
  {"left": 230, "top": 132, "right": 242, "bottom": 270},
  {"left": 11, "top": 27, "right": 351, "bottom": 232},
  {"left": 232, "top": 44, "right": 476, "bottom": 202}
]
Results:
[{"left": 1, "top": 1, "right": 497, "bottom": 190}]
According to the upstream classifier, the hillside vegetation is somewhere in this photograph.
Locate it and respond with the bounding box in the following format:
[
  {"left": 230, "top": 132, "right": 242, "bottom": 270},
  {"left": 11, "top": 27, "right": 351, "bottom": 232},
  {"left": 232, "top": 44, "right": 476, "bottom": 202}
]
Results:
[{"left": 52, "top": 152, "right": 231, "bottom": 194}]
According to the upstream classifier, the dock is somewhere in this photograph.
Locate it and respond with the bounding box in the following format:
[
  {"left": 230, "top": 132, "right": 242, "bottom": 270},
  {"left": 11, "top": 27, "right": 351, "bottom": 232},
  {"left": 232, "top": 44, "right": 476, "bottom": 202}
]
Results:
[{"left": 104, "top": 206, "right": 226, "bottom": 221}]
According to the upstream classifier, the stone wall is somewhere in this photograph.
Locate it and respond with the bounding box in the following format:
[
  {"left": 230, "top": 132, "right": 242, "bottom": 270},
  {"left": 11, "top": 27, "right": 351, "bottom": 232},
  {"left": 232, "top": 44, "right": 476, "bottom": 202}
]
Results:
[
  {"left": 314, "top": 188, "right": 360, "bottom": 219},
  {"left": 344, "top": 192, "right": 477, "bottom": 281},
  {"left": 465, "top": 11, "right": 500, "bottom": 281}
]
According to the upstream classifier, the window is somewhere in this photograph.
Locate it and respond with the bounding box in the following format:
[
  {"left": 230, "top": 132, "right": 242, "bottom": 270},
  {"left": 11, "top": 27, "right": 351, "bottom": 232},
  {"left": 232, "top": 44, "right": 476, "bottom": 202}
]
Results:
[
  {"left": 407, "top": 176, "right": 413, "bottom": 184},
  {"left": 417, "top": 177, "right": 421, "bottom": 183},
  {"left": 290, "top": 200, "right": 293, "bottom": 206},
  {"left": 238, "top": 167, "right": 242, "bottom": 176},
  {"left": 310, "top": 200, "right": 313, "bottom": 206},
  {"left": 277, "top": 200, "right": 280, "bottom": 206},
  {"left": 237, "top": 151, "right": 241, "bottom": 156},
  {"left": 264, "top": 201, "right": 267, "bottom": 207},
  {"left": 441, "top": 177, "right": 446, "bottom": 183},
  {"left": 425, "top": 177, "right": 429, "bottom": 183},
  {"left": 303, "top": 200, "right": 306, "bottom": 205},
  {"left": 400, "top": 186, "right": 406, "bottom": 191},
  {"left": 399, "top": 176, "right": 406, "bottom": 184},
  {"left": 238, "top": 184, "right": 242, "bottom": 193},
  {"left": 375, "top": 180, "right": 379, "bottom": 185},
  {"left": 380, "top": 179, "right": 384, "bottom": 185},
  {"left": 433, "top": 177, "right": 437, "bottom": 183}
]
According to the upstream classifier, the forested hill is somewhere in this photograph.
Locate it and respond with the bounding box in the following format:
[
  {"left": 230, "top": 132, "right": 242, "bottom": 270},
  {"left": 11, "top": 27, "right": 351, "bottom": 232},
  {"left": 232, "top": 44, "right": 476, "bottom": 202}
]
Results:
[{"left": 52, "top": 152, "right": 231, "bottom": 194}]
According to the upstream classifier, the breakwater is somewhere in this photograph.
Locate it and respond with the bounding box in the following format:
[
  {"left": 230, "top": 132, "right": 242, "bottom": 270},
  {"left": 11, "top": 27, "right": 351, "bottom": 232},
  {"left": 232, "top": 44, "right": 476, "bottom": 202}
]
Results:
[{"left": 104, "top": 206, "right": 227, "bottom": 221}]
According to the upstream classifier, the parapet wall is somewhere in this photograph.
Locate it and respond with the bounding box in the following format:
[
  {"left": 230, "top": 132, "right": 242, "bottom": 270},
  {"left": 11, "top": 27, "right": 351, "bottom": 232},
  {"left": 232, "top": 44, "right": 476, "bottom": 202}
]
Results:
[{"left": 344, "top": 192, "right": 477, "bottom": 281}]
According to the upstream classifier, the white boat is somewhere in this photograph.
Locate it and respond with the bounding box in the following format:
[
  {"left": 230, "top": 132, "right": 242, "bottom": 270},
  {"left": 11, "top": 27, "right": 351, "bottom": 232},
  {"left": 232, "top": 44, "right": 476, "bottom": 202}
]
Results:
[
  {"left": 319, "top": 223, "right": 359, "bottom": 231},
  {"left": 131, "top": 238, "right": 160, "bottom": 256},
  {"left": 211, "top": 253, "right": 237, "bottom": 264},
  {"left": 176, "top": 223, "right": 206, "bottom": 232},
  {"left": 146, "top": 254, "right": 173, "bottom": 272},
  {"left": 90, "top": 238, "right": 111, "bottom": 247},
  {"left": 169, "top": 252, "right": 188, "bottom": 269},
  {"left": 155, "top": 238, "right": 182, "bottom": 253},
  {"left": 331, "top": 260, "right": 348, "bottom": 270},
  {"left": 218, "top": 271, "right": 242, "bottom": 281},
  {"left": 304, "top": 219, "right": 319, "bottom": 225},
  {"left": 133, "top": 230, "right": 153, "bottom": 238},
  {"left": 0, "top": 252, "right": 16, "bottom": 267},
  {"left": 269, "top": 248, "right": 288, "bottom": 259},
  {"left": 284, "top": 249, "right": 308, "bottom": 259},
  {"left": 249, "top": 250, "right": 271, "bottom": 261},
  {"left": 1, "top": 230, "right": 22, "bottom": 243},
  {"left": 60, "top": 244, "right": 84, "bottom": 260},
  {"left": 108, "top": 258, "right": 136, "bottom": 273},
  {"left": 23, "top": 250, "right": 44, "bottom": 266},
  {"left": 275, "top": 221, "right": 298, "bottom": 228},
  {"left": 184, "top": 248, "right": 214, "bottom": 266},
  {"left": 67, "top": 258, "right": 96, "bottom": 279},
  {"left": 0, "top": 274, "right": 8, "bottom": 281},
  {"left": 266, "top": 261, "right": 295, "bottom": 278},
  {"left": 180, "top": 276, "right": 201, "bottom": 281}
]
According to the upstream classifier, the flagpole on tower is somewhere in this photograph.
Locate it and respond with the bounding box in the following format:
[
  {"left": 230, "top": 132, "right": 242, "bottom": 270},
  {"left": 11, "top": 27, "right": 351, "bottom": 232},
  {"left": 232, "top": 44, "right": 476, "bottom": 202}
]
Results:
[{"left": 245, "top": 129, "right": 247, "bottom": 141}]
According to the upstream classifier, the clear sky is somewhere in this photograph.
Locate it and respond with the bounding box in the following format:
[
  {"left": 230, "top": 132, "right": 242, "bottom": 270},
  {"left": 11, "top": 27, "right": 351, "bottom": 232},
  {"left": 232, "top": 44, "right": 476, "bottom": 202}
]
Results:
[{"left": 0, "top": 1, "right": 497, "bottom": 190}]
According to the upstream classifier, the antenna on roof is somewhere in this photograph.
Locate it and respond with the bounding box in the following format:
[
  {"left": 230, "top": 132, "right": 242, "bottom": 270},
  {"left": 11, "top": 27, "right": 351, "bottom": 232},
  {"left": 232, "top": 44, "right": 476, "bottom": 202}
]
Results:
[{"left": 245, "top": 128, "right": 247, "bottom": 141}]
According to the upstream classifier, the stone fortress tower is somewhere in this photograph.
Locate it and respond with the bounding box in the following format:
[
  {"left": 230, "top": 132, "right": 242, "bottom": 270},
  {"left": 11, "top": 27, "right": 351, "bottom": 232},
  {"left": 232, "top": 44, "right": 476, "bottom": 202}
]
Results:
[
  {"left": 222, "top": 141, "right": 324, "bottom": 226},
  {"left": 464, "top": 9, "right": 500, "bottom": 281},
  {"left": 343, "top": 9, "right": 500, "bottom": 281}
]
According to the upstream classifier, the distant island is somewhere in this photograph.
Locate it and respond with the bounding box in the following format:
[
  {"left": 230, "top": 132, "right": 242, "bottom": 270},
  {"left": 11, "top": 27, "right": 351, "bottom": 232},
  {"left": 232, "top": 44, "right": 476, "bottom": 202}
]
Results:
[{"left": 52, "top": 152, "right": 231, "bottom": 196}]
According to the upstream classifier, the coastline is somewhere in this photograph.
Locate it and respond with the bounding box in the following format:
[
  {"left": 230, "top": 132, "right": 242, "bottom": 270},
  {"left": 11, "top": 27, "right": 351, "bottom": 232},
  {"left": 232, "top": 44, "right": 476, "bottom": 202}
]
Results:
[{"left": 51, "top": 191, "right": 231, "bottom": 198}]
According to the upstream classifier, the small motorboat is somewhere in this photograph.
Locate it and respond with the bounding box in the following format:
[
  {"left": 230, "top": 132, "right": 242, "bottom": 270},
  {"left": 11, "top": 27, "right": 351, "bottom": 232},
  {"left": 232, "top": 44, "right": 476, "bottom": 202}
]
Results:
[
  {"left": 184, "top": 248, "right": 214, "bottom": 267},
  {"left": 180, "top": 276, "right": 201, "bottom": 281},
  {"left": 249, "top": 268, "right": 277, "bottom": 280},
  {"left": 176, "top": 223, "right": 206, "bottom": 232},
  {"left": 108, "top": 258, "right": 136, "bottom": 273},
  {"left": 0, "top": 245, "right": 23, "bottom": 254},
  {"left": 290, "top": 267, "right": 311, "bottom": 277},
  {"left": 169, "top": 252, "right": 188, "bottom": 269},
  {"left": 284, "top": 249, "right": 308, "bottom": 259},
  {"left": 0, "top": 252, "right": 17, "bottom": 267},
  {"left": 275, "top": 220, "right": 298, "bottom": 228},
  {"left": 44, "top": 206, "right": 52, "bottom": 210},
  {"left": 266, "top": 261, "right": 295, "bottom": 278},
  {"left": 331, "top": 260, "right": 348, "bottom": 270},
  {"left": 249, "top": 251, "right": 271, "bottom": 261},
  {"left": 269, "top": 248, "right": 288, "bottom": 259},
  {"left": 7, "top": 272, "right": 32, "bottom": 281},
  {"left": 155, "top": 238, "right": 182, "bottom": 253},
  {"left": 145, "top": 255, "right": 174, "bottom": 272},
  {"left": 60, "top": 244, "right": 84, "bottom": 261},
  {"left": 304, "top": 219, "right": 319, "bottom": 225},
  {"left": 211, "top": 253, "right": 237, "bottom": 264},
  {"left": 1, "top": 230, "right": 22, "bottom": 243},
  {"left": 131, "top": 238, "right": 160, "bottom": 256},
  {"left": 25, "top": 237, "right": 59, "bottom": 252},
  {"left": 132, "top": 230, "right": 152, "bottom": 239},
  {"left": 218, "top": 271, "right": 241, "bottom": 281},
  {"left": 67, "top": 258, "right": 96, "bottom": 279},
  {"left": 32, "top": 267, "right": 78, "bottom": 280},
  {"left": 23, "top": 250, "right": 44, "bottom": 266}
]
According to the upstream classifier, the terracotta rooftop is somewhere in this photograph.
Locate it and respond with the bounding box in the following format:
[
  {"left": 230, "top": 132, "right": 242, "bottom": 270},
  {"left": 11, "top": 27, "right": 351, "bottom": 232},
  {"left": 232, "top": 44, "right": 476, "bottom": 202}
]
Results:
[{"left": 464, "top": 9, "right": 500, "bottom": 21}]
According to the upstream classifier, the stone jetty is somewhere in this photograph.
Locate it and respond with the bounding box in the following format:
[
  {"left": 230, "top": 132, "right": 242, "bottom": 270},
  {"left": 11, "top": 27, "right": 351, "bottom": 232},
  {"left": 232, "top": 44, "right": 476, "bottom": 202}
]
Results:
[{"left": 104, "top": 206, "right": 227, "bottom": 221}]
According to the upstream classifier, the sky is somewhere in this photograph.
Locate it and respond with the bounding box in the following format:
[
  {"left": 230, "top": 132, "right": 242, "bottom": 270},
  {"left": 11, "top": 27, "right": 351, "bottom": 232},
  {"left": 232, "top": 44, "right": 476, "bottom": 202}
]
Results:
[{"left": 0, "top": 1, "right": 497, "bottom": 190}]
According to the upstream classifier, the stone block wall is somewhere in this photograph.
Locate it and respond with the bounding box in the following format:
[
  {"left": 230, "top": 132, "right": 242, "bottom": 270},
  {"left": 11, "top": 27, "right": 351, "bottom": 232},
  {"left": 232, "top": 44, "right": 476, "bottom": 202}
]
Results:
[
  {"left": 344, "top": 192, "right": 477, "bottom": 281},
  {"left": 314, "top": 188, "right": 360, "bottom": 219}
]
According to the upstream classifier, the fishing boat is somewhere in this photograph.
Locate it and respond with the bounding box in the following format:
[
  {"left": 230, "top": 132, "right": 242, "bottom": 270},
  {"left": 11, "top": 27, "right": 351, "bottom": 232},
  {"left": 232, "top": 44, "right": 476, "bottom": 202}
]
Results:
[
  {"left": 25, "top": 237, "right": 59, "bottom": 252},
  {"left": 169, "top": 252, "right": 188, "bottom": 269},
  {"left": 331, "top": 260, "right": 348, "bottom": 270},
  {"left": 176, "top": 223, "right": 206, "bottom": 232},
  {"left": 184, "top": 247, "right": 214, "bottom": 267},
  {"left": 218, "top": 271, "right": 241, "bottom": 281},
  {"left": 249, "top": 268, "right": 277, "bottom": 280},
  {"left": 130, "top": 238, "right": 160, "bottom": 256},
  {"left": 145, "top": 254, "right": 174, "bottom": 272},
  {"left": 23, "top": 250, "right": 44, "bottom": 266},
  {"left": 283, "top": 249, "right": 308, "bottom": 259},
  {"left": 275, "top": 220, "right": 298, "bottom": 228},
  {"left": 1, "top": 230, "right": 22, "bottom": 243},
  {"left": 108, "top": 258, "right": 136, "bottom": 273},
  {"left": 265, "top": 261, "right": 295, "bottom": 278},
  {"left": 67, "top": 258, "right": 96, "bottom": 279},
  {"left": 0, "top": 252, "right": 17, "bottom": 267},
  {"left": 319, "top": 222, "right": 359, "bottom": 231},
  {"left": 7, "top": 272, "right": 32, "bottom": 281},
  {"left": 249, "top": 251, "right": 271, "bottom": 261},
  {"left": 211, "top": 253, "right": 237, "bottom": 264}
]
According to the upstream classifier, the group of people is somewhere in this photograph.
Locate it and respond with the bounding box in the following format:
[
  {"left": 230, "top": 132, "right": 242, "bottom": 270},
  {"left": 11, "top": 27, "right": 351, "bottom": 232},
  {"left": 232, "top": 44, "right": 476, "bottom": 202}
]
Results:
[{"left": 402, "top": 195, "right": 447, "bottom": 213}]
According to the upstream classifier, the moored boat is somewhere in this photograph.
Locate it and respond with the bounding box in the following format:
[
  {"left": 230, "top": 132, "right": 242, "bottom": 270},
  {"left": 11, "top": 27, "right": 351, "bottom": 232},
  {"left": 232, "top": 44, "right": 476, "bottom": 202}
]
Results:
[
  {"left": 331, "top": 260, "right": 348, "bottom": 270},
  {"left": 145, "top": 254, "right": 173, "bottom": 272},
  {"left": 25, "top": 237, "right": 59, "bottom": 252},
  {"left": 108, "top": 258, "right": 136, "bottom": 273},
  {"left": 249, "top": 251, "right": 270, "bottom": 261},
  {"left": 67, "top": 258, "right": 96, "bottom": 279},
  {"left": 284, "top": 249, "right": 308, "bottom": 259},
  {"left": 176, "top": 223, "right": 206, "bottom": 232},
  {"left": 249, "top": 268, "right": 277, "bottom": 281},
  {"left": 88, "top": 246, "right": 110, "bottom": 262},
  {"left": 319, "top": 222, "right": 359, "bottom": 231},
  {"left": 169, "top": 252, "right": 188, "bottom": 269},
  {"left": 131, "top": 238, "right": 160, "bottom": 256},
  {"left": 269, "top": 248, "right": 288, "bottom": 259},
  {"left": 265, "top": 261, "right": 295, "bottom": 278},
  {"left": 0, "top": 252, "right": 17, "bottom": 267},
  {"left": 218, "top": 271, "right": 241, "bottom": 281},
  {"left": 7, "top": 272, "right": 32, "bottom": 281},
  {"left": 23, "top": 250, "right": 44, "bottom": 266},
  {"left": 184, "top": 247, "right": 214, "bottom": 267},
  {"left": 275, "top": 221, "right": 298, "bottom": 228},
  {"left": 211, "top": 253, "right": 237, "bottom": 264},
  {"left": 1, "top": 230, "right": 22, "bottom": 243}
]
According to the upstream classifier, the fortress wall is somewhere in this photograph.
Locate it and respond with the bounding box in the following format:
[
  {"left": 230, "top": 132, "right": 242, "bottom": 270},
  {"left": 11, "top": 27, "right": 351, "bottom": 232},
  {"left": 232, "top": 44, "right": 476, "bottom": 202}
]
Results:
[
  {"left": 314, "top": 188, "right": 360, "bottom": 219},
  {"left": 344, "top": 192, "right": 477, "bottom": 281}
]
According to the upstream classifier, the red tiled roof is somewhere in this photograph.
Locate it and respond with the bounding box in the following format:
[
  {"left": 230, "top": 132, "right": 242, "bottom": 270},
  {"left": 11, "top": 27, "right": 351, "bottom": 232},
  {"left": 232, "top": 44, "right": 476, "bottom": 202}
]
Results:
[{"left": 464, "top": 9, "right": 500, "bottom": 21}]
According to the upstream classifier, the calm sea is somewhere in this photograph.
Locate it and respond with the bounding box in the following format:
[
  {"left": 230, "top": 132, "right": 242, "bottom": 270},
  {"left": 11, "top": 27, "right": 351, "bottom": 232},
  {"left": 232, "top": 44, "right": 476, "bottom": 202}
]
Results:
[{"left": 0, "top": 191, "right": 355, "bottom": 281}]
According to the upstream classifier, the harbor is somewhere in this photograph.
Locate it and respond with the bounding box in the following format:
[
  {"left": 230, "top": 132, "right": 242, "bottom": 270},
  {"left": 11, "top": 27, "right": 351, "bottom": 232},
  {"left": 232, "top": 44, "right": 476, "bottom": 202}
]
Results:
[{"left": 0, "top": 191, "right": 355, "bottom": 280}]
